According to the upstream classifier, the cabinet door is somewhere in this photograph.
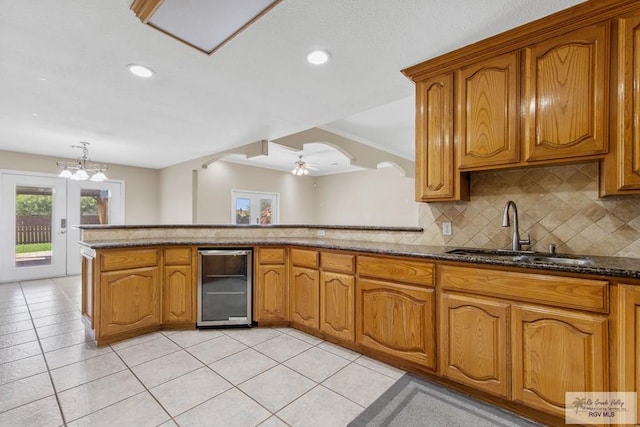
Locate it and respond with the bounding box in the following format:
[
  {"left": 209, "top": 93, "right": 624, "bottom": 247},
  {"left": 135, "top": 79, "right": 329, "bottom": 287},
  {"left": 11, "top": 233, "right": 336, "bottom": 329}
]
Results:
[
  {"left": 440, "top": 293, "right": 510, "bottom": 398},
  {"left": 511, "top": 304, "right": 608, "bottom": 418},
  {"left": 163, "top": 264, "right": 193, "bottom": 324},
  {"left": 457, "top": 52, "right": 520, "bottom": 169},
  {"left": 99, "top": 267, "right": 161, "bottom": 337},
  {"left": 415, "top": 73, "right": 469, "bottom": 201},
  {"left": 255, "top": 264, "right": 287, "bottom": 322},
  {"left": 356, "top": 278, "right": 435, "bottom": 369},
  {"left": 320, "top": 271, "right": 354, "bottom": 342},
  {"left": 611, "top": 284, "right": 640, "bottom": 424},
  {"left": 290, "top": 266, "right": 319, "bottom": 330},
  {"left": 524, "top": 23, "right": 609, "bottom": 162},
  {"left": 601, "top": 11, "right": 640, "bottom": 195}
]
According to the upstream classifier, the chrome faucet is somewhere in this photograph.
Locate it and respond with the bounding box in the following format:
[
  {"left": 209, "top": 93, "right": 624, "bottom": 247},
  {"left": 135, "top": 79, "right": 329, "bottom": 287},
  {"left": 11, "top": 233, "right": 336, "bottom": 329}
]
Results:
[{"left": 502, "top": 201, "right": 530, "bottom": 251}]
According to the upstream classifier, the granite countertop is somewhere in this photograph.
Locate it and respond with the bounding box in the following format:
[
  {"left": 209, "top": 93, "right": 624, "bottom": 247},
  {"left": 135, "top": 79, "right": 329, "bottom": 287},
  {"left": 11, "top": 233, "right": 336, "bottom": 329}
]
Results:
[
  {"left": 78, "top": 237, "right": 640, "bottom": 280},
  {"left": 76, "top": 224, "right": 423, "bottom": 232}
]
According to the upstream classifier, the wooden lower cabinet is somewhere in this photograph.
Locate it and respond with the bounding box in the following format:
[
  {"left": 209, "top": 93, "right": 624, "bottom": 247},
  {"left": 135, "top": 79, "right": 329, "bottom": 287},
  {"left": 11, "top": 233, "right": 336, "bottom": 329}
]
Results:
[
  {"left": 320, "top": 271, "right": 355, "bottom": 342},
  {"left": 99, "top": 267, "right": 161, "bottom": 338},
  {"left": 163, "top": 247, "right": 194, "bottom": 325},
  {"left": 611, "top": 284, "right": 640, "bottom": 424},
  {"left": 255, "top": 264, "right": 287, "bottom": 322},
  {"left": 511, "top": 304, "right": 609, "bottom": 418},
  {"left": 439, "top": 292, "right": 510, "bottom": 398},
  {"left": 290, "top": 266, "right": 319, "bottom": 329},
  {"left": 254, "top": 247, "right": 288, "bottom": 323},
  {"left": 163, "top": 264, "right": 193, "bottom": 324},
  {"left": 356, "top": 278, "right": 436, "bottom": 369}
]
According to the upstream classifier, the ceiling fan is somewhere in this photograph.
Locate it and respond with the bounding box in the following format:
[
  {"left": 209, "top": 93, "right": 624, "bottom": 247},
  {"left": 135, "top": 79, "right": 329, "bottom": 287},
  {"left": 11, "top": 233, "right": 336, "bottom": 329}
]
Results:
[{"left": 291, "top": 155, "right": 316, "bottom": 176}]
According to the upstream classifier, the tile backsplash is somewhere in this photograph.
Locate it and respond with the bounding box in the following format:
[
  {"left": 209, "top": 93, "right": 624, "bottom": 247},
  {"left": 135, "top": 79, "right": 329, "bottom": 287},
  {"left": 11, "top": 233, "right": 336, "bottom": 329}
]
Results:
[{"left": 414, "top": 163, "right": 640, "bottom": 258}]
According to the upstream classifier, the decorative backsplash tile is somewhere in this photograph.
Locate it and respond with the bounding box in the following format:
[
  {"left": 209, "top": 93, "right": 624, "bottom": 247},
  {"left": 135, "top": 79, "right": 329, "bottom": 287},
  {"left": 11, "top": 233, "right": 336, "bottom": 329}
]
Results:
[
  {"left": 414, "top": 163, "right": 640, "bottom": 258},
  {"left": 81, "top": 162, "right": 640, "bottom": 260}
]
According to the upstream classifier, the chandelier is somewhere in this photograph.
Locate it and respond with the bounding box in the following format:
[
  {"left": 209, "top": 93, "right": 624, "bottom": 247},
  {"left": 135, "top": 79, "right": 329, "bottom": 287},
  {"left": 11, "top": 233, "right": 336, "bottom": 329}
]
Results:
[
  {"left": 56, "top": 142, "right": 108, "bottom": 181},
  {"left": 291, "top": 155, "right": 309, "bottom": 176}
]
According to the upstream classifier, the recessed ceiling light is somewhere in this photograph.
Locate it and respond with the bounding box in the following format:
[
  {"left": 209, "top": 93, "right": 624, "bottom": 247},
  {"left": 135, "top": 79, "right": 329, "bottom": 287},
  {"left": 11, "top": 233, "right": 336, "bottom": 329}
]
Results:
[
  {"left": 127, "top": 64, "right": 155, "bottom": 78},
  {"left": 307, "top": 50, "right": 330, "bottom": 65}
]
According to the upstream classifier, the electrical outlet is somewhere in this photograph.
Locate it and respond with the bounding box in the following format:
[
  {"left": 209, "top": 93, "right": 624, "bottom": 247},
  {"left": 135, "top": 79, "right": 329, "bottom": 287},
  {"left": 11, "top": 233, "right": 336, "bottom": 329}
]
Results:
[
  {"left": 317, "top": 229, "right": 326, "bottom": 237},
  {"left": 442, "top": 222, "right": 452, "bottom": 236}
]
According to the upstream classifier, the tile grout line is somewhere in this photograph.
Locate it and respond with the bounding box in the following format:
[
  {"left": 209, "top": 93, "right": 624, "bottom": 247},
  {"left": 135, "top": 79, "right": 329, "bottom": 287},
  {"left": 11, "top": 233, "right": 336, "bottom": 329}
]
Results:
[
  {"left": 19, "top": 279, "right": 68, "bottom": 427},
  {"left": 108, "top": 347, "right": 177, "bottom": 426},
  {"left": 5, "top": 277, "right": 403, "bottom": 426}
]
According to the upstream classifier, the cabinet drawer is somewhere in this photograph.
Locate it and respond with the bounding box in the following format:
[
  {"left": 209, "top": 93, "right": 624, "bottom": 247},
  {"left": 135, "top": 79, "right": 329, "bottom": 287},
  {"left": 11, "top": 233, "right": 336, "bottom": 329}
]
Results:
[
  {"left": 100, "top": 249, "right": 159, "bottom": 272},
  {"left": 290, "top": 248, "right": 319, "bottom": 268},
  {"left": 164, "top": 247, "right": 192, "bottom": 265},
  {"left": 258, "top": 247, "right": 286, "bottom": 264},
  {"left": 321, "top": 252, "right": 355, "bottom": 273},
  {"left": 358, "top": 256, "right": 434, "bottom": 287},
  {"left": 439, "top": 265, "right": 608, "bottom": 312}
]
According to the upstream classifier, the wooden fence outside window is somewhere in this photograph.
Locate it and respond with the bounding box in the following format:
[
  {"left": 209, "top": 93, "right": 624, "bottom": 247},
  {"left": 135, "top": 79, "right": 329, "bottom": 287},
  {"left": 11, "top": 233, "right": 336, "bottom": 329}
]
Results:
[{"left": 15, "top": 215, "right": 100, "bottom": 244}]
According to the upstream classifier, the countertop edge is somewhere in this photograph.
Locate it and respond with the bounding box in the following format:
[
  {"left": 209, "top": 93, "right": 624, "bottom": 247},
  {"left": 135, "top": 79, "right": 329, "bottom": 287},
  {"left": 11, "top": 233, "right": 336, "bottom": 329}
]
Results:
[
  {"left": 76, "top": 224, "right": 423, "bottom": 232},
  {"left": 78, "top": 238, "right": 640, "bottom": 281}
]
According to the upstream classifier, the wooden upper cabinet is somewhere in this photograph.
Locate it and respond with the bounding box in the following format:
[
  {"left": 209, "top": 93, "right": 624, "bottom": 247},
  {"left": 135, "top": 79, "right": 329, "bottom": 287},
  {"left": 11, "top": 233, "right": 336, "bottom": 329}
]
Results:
[
  {"left": 523, "top": 23, "right": 609, "bottom": 162},
  {"left": 415, "top": 73, "right": 469, "bottom": 201},
  {"left": 600, "top": 10, "right": 640, "bottom": 195},
  {"left": 457, "top": 52, "right": 520, "bottom": 169},
  {"left": 511, "top": 304, "right": 608, "bottom": 418}
]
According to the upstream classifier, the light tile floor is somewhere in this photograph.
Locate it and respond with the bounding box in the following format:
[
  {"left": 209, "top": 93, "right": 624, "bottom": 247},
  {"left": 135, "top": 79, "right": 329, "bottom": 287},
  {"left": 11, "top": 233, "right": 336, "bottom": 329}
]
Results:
[{"left": 0, "top": 276, "right": 404, "bottom": 427}]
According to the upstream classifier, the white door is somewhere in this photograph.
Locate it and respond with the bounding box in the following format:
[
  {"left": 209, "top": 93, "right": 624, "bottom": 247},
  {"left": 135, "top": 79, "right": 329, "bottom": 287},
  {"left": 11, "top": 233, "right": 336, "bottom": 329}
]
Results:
[
  {"left": 0, "top": 173, "right": 68, "bottom": 281},
  {"left": 66, "top": 180, "right": 124, "bottom": 275},
  {"left": 231, "top": 190, "right": 279, "bottom": 225}
]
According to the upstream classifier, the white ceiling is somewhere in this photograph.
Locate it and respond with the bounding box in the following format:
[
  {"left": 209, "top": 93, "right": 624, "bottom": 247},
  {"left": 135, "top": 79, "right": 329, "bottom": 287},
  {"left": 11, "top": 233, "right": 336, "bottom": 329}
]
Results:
[{"left": 0, "top": 0, "right": 586, "bottom": 172}]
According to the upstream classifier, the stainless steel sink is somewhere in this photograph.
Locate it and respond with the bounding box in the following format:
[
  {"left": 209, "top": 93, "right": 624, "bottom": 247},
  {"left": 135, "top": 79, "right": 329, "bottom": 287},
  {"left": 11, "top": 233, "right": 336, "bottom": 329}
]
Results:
[
  {"left": 445, "top": 248, "right": 530, "bottom": 259},
  {"left": 513, "top": 255, "right": 594, "bottom": 266},
  {"left": 445, "top": 248, "right": 594, "bottom": 267}
]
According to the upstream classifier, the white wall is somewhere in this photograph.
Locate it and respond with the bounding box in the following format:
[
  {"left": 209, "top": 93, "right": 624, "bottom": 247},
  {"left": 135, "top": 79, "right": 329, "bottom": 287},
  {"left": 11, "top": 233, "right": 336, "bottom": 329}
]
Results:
[
  {"left": 314, "top": 166, "right": 418, "bottom": 226},
  {"left": 158, "top": 158, "right": 200, "bottom": 224},
  {"left": 158, "top": 158, "right": 418, "bottom": 226},
  {"left": 0, "top": 150, "right": 160, "bottom": 224},
  {"left": 196, "top": 161, "right": 317, "bottom": 224}
]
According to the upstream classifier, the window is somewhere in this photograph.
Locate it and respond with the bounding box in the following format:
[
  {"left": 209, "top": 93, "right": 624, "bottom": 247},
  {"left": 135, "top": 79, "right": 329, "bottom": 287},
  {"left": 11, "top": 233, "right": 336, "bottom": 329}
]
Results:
[{"left": 231, "top": 191, "right": 278, "bottom": 225}]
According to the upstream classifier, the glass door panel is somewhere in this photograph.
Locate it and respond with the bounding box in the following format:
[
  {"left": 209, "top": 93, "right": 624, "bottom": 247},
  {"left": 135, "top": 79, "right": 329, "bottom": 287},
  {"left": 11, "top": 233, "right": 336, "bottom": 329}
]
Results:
[
  {"left": 66, "top": 180, "right": 123, "bottom": 275},
  {"left": 231, "top": 191, "right": 278, "bottom": 225},
  {"left": 15, "top": 186, "right": 54, "bottom": 267},
  {"left": 1, "top": 173, "right": 67, "bottom": 281},
  {"left": 235, "top": 197, "right": 251, "bottom": 224},
  {"left": 259, "top": 197, "right": 273, "bottom": 224}
]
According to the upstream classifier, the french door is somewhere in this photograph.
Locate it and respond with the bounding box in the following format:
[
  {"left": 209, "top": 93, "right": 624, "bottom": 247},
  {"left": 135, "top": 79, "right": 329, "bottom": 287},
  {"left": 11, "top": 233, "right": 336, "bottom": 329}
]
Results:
[
  {"left": 1, "top": 173, "right": 68, "bottom": 281},
  {"left": 0, "top": 171, "right": 123, "bottom": 282},
  {"left": 231, "top": 190, "right": 279, "bottom": 225}
]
